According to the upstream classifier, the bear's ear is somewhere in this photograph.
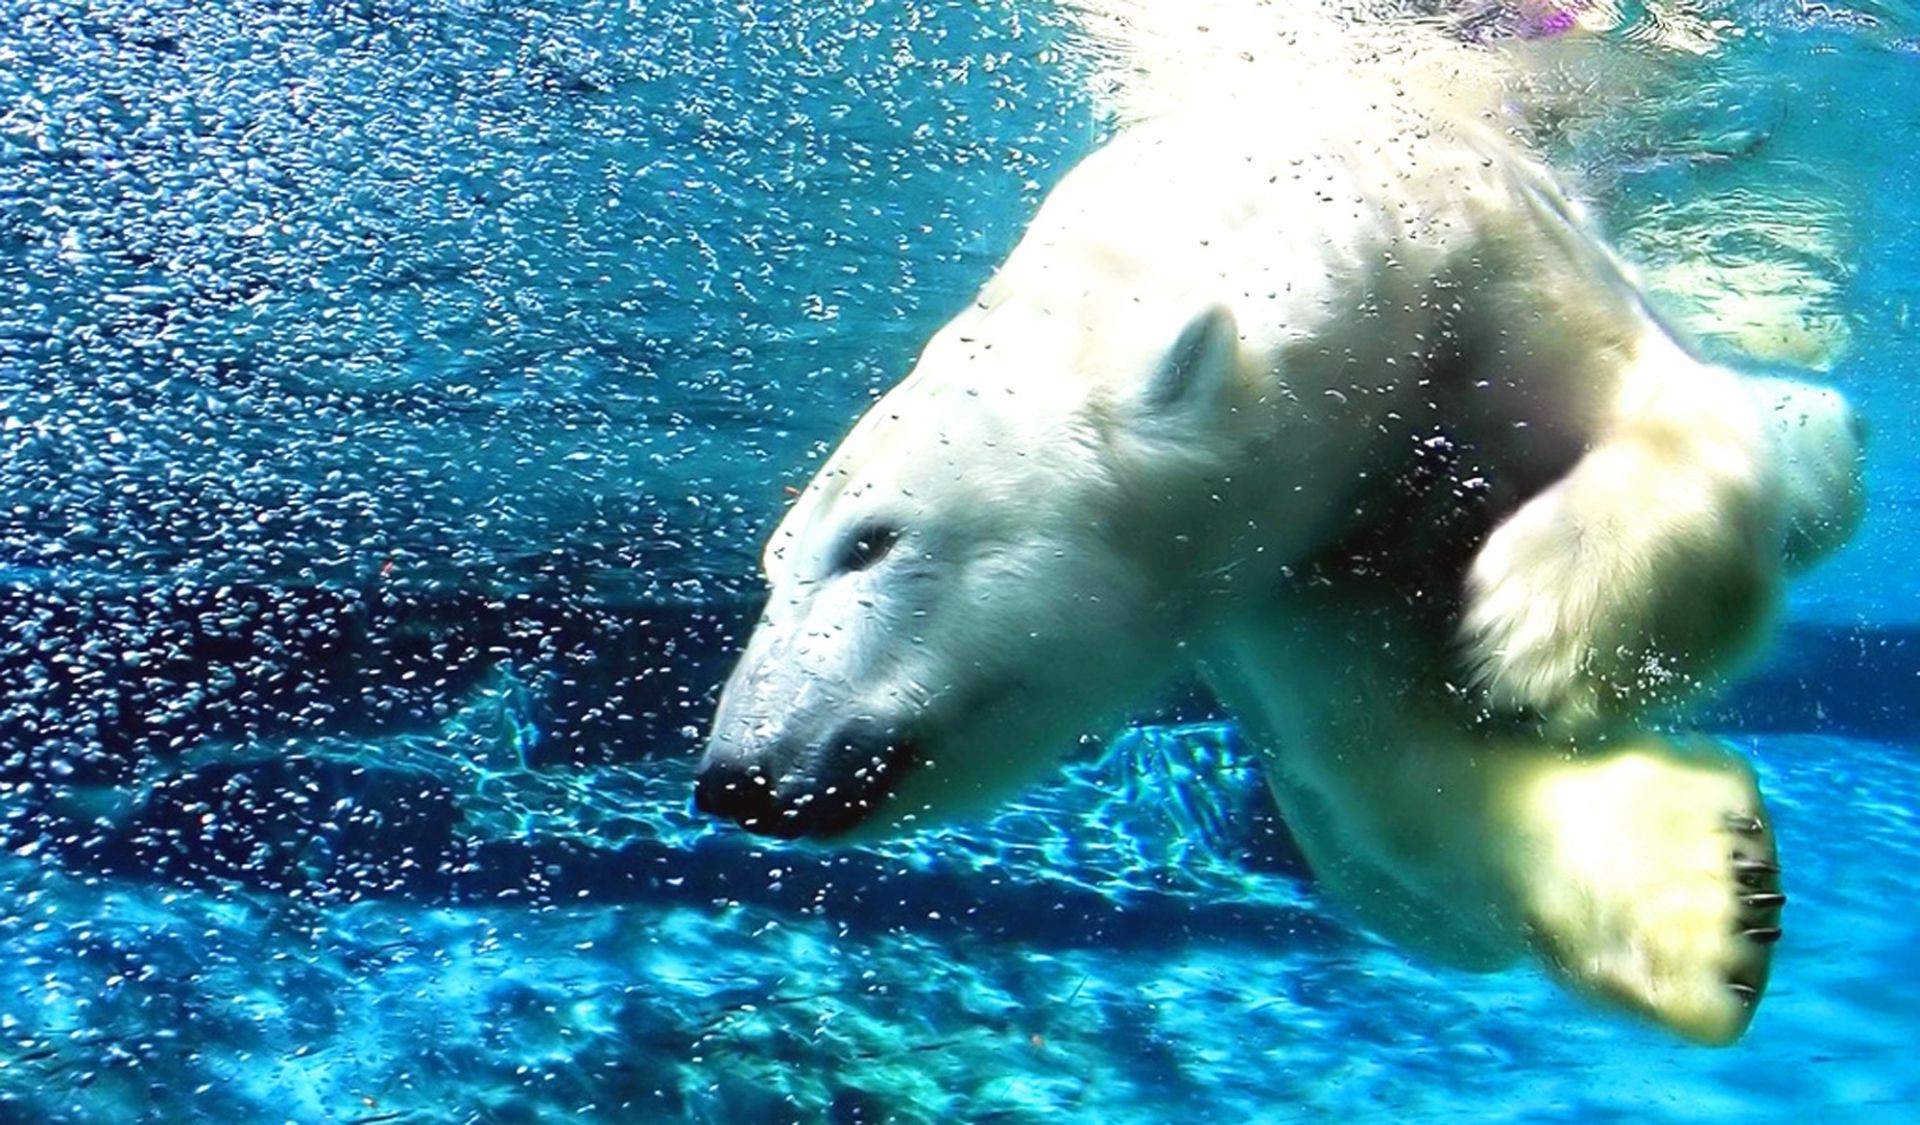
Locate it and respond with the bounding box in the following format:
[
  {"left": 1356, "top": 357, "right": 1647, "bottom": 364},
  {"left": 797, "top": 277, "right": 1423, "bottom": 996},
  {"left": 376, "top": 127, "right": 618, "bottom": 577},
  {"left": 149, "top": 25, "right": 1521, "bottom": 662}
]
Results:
[{"left": 1141, "top": 304, "right": 1240, "bottom": 420}]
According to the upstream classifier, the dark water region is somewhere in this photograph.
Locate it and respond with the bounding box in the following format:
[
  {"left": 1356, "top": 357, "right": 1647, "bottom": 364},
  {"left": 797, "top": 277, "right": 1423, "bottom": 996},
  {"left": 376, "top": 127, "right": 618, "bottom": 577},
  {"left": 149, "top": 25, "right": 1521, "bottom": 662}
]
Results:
[
  {"left": 0, "top": 567, "right": 1911, "bottom": 908},
  {"left": 2, "top": 0, "right": 1919, "bottom": 1121}
]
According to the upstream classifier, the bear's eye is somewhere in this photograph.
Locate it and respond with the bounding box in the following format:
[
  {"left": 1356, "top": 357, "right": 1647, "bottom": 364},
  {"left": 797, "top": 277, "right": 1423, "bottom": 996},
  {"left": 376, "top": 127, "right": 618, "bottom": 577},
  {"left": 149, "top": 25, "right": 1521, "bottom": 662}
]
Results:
[{"left": 832, "top": 523, "right": 902, "bottom": 575}]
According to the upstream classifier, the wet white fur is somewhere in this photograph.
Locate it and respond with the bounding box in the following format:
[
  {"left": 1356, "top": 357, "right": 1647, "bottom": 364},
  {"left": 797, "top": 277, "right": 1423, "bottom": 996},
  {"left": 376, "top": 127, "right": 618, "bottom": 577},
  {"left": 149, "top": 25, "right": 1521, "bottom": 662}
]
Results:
[{"left": 715, "top": 0, "right": 1862, "bottom": 1043}]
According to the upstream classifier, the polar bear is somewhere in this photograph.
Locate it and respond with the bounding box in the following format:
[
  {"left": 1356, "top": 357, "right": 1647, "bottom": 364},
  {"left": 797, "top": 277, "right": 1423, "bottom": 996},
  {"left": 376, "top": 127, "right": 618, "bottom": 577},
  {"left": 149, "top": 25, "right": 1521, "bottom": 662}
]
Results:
[{"left": 695, "top": 2, "right": 1863, "bottom": 1045}]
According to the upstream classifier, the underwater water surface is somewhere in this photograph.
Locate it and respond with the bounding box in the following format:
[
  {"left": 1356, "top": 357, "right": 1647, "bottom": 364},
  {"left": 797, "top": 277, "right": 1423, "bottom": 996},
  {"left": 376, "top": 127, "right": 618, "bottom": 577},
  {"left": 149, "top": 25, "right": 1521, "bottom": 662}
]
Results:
[{"left": 1, "top": 0, "right": 1917, "bottom": 1121}]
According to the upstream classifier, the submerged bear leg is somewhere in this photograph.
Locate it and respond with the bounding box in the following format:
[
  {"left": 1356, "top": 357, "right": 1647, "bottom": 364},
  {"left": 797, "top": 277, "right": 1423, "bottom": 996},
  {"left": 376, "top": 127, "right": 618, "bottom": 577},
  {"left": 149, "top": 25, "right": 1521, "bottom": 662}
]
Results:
[
  {"left": 1204, "top": 606, "right": 1540, "bottom": 972},
  {"left": 1205, "top": 599, "right": 1782, "bottom": 1044}
]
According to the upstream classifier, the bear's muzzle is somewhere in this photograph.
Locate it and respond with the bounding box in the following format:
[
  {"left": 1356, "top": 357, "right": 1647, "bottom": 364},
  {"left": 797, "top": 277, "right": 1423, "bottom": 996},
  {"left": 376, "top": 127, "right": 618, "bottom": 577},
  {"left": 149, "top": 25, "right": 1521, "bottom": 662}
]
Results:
[{"left": 694, "top": 722, "right": 918, "bottom": 839}]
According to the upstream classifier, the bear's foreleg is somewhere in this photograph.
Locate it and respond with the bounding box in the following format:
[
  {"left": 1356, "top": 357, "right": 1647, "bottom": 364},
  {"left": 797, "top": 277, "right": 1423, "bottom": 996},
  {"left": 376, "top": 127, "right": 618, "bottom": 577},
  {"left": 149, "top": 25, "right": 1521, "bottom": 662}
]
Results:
[{"left": 1458, "top": 355, "right": 1782, "bottom": 735}]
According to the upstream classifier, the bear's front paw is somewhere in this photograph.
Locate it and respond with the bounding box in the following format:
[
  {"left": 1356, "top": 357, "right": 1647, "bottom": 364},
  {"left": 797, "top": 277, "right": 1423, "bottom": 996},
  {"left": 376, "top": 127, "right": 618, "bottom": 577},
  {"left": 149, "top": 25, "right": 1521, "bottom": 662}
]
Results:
[{"left": 1459, "top": 446, "right": 1776, "bottom": 735}]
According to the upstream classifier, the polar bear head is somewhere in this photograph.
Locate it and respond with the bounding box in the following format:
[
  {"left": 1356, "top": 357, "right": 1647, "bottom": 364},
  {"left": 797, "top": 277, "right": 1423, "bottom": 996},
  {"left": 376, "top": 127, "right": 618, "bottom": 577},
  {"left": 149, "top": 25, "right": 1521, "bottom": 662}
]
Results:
[{"left": 695, "top": 302, "right": 1251, "bottom": 839}]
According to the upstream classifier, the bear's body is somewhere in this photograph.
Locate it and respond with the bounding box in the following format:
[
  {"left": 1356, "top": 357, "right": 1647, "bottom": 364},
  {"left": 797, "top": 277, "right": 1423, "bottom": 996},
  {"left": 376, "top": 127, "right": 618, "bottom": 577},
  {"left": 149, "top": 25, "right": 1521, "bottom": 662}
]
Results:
[{"left": 697, "top": 7, "right": 1862, "bottom": 1046}]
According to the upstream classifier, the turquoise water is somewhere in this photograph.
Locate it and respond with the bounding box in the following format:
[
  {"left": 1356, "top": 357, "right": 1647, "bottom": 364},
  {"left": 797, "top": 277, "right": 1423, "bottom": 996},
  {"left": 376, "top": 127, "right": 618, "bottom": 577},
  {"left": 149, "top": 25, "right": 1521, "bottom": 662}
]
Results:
[{"left": 1, "top": 1, "right": 1916, "bottom": 1120}]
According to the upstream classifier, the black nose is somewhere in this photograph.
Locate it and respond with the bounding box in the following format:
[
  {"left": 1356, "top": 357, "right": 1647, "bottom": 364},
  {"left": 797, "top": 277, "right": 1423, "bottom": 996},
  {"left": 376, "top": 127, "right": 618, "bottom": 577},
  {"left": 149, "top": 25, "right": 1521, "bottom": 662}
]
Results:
[
  {"left": 694, "top": 726, "right": 918, "bottom": 840},
  {"left": 693, "top": 757, "right": 785, "bottom": 833}
]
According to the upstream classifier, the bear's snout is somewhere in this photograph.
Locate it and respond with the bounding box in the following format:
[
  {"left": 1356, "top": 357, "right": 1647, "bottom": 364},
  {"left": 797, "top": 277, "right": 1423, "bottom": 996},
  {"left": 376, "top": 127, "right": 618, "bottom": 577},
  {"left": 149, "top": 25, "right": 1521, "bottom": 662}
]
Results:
[{"left": 694, "top": 723, "right": 917, "bottom": 839}]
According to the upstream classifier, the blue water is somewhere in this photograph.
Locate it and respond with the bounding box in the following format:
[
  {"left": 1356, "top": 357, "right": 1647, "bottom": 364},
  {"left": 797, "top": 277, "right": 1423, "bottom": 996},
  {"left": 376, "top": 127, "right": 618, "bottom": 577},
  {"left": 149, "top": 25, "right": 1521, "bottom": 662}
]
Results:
[{"left": 0, "top": 1, "right": 1916, "bottom": 1120}]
